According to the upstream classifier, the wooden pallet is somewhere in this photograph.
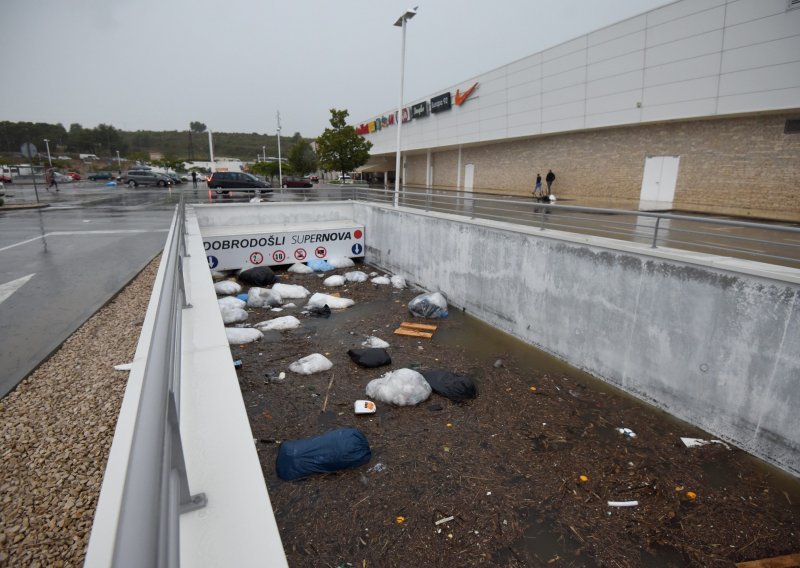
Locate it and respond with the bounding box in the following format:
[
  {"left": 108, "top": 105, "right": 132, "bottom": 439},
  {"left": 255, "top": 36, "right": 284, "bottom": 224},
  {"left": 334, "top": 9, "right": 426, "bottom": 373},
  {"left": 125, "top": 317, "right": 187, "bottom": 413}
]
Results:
[
  {"left": 736, "top": 553, "right": 800, "bottom": 568},
  {"left": 393, "top": 321, "right": 439, "bottom": 339}
]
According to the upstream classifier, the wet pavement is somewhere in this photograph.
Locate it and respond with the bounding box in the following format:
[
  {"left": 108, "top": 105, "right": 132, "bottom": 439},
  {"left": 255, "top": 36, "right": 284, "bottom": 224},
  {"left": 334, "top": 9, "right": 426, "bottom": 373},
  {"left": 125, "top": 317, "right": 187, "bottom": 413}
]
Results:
[{"left": 0, "top": 182, "right": 180, "bottom": 397}]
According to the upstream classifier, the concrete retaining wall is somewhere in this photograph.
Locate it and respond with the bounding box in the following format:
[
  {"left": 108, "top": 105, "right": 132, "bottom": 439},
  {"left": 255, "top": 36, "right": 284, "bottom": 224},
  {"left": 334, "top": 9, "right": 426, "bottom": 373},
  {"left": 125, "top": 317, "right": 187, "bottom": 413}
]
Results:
[
  {"left": 353, "top": 203, "right": 800, "bottom": 477},
  {"left": 193, "top": 201, "right": 800, "bottom": 476}
]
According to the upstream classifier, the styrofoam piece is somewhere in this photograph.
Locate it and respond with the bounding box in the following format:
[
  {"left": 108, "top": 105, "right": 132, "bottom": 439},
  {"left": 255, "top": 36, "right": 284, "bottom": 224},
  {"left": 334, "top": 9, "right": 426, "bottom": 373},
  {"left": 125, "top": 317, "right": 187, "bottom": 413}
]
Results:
[
  {"left": 255, "top": 316, "right": 301, "bottom": 331},
  {"left": 289, "top": 353, "right": 333, "bottom": 375},
  {"left": 328, "top": 257, "right": 355, "bottom": 268},
  {"left": 218, "top": 296, "right": 246, "bottom": 310},
  {"left": 680, "top": 437, "right": 731, "bottom": 450},
  {"left": 225, "top": 327, "right": 263, "bottom": 344},
  {"left": 306, "top": 292, "right": 354, "bottom": 310},
  {"left": 354, "top": 400, "right": 376, "bottom": 414},
  {"left": 272, "top": 283, "right": 310, "bottom": 299},
  {"left": 215, "top": 280, "right": 242, "bottom": 296},
  {"left": 323, "top": 275, "right": 346, "bottom": 287},
  {"left": 607, "top": 501, "right": 638, "bottom": 507},
  {"left": 390, "top": 275, "right": 406, "bottom": 289},
  {"left": 345, "top": 271, "right": 368, "bottom": 283},
  {"left": 288, "top": 262, "right": 313, "bottom": 274},
  {"left": 221, "top": 307, "right": 249, "bottom": 324},
  {"left": 247, "top": 287, "right": 282, "bottom": 308},
  {"left": 371, "top": 276, "right": 390, "bottom": 285},
  {"left": 113, "top": 363, "right": 133, "bottom": 371},
  {"left": 362, "top": 336, "right": 390, "bottom": 349}
]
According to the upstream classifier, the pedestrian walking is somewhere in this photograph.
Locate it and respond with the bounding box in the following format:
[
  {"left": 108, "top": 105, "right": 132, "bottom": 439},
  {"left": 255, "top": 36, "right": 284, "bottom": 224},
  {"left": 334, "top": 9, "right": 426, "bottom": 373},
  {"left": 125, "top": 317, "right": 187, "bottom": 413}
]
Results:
[
  {"left": 46, "top": 168, "right": 59, "bottom": 191},
  {"left": 534, "top": 173, "right": 542, "bottom": 199},
  {"left": 191, "top": 171, "right": 198, "bottom": 188},
  {"left": 545, "top": 169, "right": 555, "bottom": 196}
]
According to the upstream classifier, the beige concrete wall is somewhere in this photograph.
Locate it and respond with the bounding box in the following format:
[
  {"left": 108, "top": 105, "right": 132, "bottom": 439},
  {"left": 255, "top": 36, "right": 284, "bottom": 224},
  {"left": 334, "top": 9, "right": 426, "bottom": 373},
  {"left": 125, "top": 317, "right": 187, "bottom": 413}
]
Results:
[{"left": 399, "top": 112, "right": 800, "bottom": 222}]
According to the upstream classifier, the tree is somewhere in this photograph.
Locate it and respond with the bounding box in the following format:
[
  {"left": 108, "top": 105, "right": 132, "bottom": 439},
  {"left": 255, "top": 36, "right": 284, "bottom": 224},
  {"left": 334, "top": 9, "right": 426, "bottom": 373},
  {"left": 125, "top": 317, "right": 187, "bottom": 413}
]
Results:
[
  {"left": 190, "top": 121, "right": 207, "bottom": 133},
  {"left": 287, "top": 139, "right": 318, "bottom": 176},
  {"left": 315, "top": 108, "right": 372, "bottom": 179},
  {"left": 249, "top": 161, "right": 282, "bottom": 184}
]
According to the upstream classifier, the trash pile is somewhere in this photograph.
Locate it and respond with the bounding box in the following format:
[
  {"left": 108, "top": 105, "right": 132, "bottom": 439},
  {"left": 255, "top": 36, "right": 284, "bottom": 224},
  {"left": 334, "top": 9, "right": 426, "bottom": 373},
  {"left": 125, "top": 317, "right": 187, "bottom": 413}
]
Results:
[{"left": 223, "top": 260, "right": 800, "bottom": 568}]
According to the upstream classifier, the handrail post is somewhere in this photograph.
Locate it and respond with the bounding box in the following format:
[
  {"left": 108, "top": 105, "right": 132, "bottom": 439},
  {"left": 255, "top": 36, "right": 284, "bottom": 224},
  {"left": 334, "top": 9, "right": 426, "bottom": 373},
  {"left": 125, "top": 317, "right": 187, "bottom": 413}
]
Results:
[{"left": 651, "top": 217, "right": 661, "bottom": 248}]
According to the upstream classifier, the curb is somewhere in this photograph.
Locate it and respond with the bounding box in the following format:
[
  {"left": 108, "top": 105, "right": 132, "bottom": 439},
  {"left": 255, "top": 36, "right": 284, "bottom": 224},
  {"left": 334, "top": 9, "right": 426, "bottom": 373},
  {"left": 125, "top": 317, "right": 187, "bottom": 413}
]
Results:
[{"left": 0, "top": 203, "right": 51, "bottom": 211}]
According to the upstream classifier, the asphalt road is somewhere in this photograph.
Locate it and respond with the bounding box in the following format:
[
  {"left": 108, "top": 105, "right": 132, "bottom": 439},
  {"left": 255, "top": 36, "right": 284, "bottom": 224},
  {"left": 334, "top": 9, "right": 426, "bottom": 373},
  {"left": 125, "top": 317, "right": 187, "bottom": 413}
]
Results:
[{"left": 0, "top": 182, "right": 180, "bottom": 397}]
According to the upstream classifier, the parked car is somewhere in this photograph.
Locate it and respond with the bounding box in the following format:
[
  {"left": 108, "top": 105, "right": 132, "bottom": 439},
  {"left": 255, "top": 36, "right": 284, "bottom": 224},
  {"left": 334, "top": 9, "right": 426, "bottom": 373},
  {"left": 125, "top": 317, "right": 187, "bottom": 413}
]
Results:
[
  {"left": 307, "top": 174, "right": 320, "bottom": 183},
  {"left": 166, "top": 173, "right": 184, "bottom": 184},
  {"left": 53, "top": 172, "right": 72, "bottom": 183},
  {"left": 66, "top": 172, "right": 81, "bottom": 181},
  {"left": 337, "top": 174, "right": 352, "bottom": 181},
  {"left": 0, "top": 174, "right": 11, "bottom": 183},
  {"left": 123, "top": 169, "right": 174, "bottom": 187},
  {"left": 206, "top": 171, "right": 271, "bottom": 194},
  {"left": 281, "top": 176, "right": 313, "bottom": 188},
  {"left": 88, "top": 171, "right": 113, "bottom": 181}
]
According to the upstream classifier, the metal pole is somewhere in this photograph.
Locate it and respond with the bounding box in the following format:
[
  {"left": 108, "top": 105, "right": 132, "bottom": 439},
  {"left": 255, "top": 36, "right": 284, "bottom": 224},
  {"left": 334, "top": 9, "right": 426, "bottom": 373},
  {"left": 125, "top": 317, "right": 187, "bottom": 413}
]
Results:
[
  {"left": 394, "top": 17, "right": 407, "bottom": 208},
  {"left": 208, "top": 130, "right": 215, "bottom": 172},
  {"left": 44, "top": 139, "right": 52, "bottom": 167},
  {"left": 116, "top": 150, "right": 122, "bottom": 178},
  {"left": 276, "top": 111, "right": 282, "bottom": 187},
  {"left": 651, "top": 217, "right": 661, "bottom": 248}
]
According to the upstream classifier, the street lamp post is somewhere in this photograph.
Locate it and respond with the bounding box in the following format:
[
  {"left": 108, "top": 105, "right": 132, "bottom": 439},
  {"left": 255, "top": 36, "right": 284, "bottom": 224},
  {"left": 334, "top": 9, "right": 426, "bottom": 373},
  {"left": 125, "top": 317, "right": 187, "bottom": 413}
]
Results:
[
  {"left": 276, "top": 111, "right": 282, "bottom": 187},
  {"left": 262, "top": 145, "right": 266, "bottom": 163},
  {"left": 116, "top": 150, "right": 121, "bottom": 177},
  {"left": 43, "top": 139, "right": 52, "bottom": 167},
  {"left": 393, "top": 6, "right": 418, "bottom": 207}
]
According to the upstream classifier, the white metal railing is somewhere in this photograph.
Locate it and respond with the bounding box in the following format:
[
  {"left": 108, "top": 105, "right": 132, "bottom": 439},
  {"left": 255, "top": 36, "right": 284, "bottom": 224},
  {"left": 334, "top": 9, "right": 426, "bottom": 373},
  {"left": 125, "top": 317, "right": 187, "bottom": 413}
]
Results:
[
  {"left": 106, "top": 190, "right": 206, "bottom": 568},
  {"left": 349, "top": 186, "right": 800, "bottom": 268}
]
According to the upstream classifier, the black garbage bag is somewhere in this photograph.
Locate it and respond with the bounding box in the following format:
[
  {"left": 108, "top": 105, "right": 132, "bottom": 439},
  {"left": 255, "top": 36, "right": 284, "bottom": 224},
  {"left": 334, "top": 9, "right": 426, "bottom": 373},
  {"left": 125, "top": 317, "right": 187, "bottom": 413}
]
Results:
[
  {"left": 422, "top": 370, "right": 478, "bottom": 402},
  {"left": 276, "top": 427, "right": 372, "bottom": 481},
  {"left": 239, "top": 266, "right": 278, "bottom": 286},
  {"left": 347, "top": 348, "right": 392, "bottom": 368},
  {"left": 309, "top": 304, "right": 331, "bottom": 318}
]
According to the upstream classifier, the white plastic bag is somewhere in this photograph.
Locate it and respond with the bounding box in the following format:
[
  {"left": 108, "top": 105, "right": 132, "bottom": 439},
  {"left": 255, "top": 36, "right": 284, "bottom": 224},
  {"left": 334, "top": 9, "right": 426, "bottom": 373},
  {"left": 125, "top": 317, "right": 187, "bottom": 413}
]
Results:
[
  {"left": 289, "top": 353, "right": 333, "bottom": 375},
  {"left": 371, "top": 276, "right": 390, "bottom": 286},
  {"left": 272, "top": 283, "right": 310, "bottom": 299},
  {"left": 256, "top": 315, "right": 302, "bottom": 331},
  {"left": 247, "top": 287, "right": 282, "bottom": 308},
  {"left": 225, "top": 327, "right": 263, "bottom": 344},
  {"left": 390, "top": 275, "right": 407, "bottom": 289},
  {"left": 345, "top": 271, "right": 368, "bottom": 283},
  {"left": 288, "top": 262, "right": 314, "bottom": 274},
  {"left": 215, "top": 280, "right": 241, "bottom": 296},
  {"left": 366, "top": 369, "right": 431, "bottom": 406},
  {"left": 218, "top": 296, "right": 246, "bottom": 310},
  {"left": 221, "top": 307, "right": 248, "bottom": 324},
  {"left": 408, "top": 291, "right": 448, "bottom": 318},
  {"left": 362, "top": 336, "right": 390, "bottom": 349},
  {"left": 323, "top": 275, "right": 346, "bottom": 287},
  {"left": 306, "top": 292, "right": 354, "bottom": 310},
  {"left": 328, "top": 257, "right": 355, "bottom": 268}
]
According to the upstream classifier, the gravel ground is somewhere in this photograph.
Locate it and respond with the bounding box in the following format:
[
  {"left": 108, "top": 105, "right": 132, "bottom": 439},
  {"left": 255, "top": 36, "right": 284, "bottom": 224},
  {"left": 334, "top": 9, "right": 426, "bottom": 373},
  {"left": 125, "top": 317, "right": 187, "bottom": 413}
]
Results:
[{"left": 0, "top": 256, "right": 159, "bottom": 567}]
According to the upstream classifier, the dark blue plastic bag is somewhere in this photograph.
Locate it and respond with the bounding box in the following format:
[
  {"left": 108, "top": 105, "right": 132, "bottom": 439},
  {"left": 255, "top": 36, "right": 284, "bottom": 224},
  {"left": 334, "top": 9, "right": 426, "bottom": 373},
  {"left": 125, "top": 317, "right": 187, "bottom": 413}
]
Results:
[{"left": 276, "top": 427, "right": 371, "bottom": 481}]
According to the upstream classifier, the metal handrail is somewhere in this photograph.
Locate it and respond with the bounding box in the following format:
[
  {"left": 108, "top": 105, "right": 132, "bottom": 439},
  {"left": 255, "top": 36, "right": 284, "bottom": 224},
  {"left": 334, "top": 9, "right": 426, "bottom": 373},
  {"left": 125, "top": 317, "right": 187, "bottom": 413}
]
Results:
[
  {"left": 111, "top": 192, "right": 205, "bottom": 568},
  {"left": 351, "top": 186, "right": 800, "bottom": 267}
]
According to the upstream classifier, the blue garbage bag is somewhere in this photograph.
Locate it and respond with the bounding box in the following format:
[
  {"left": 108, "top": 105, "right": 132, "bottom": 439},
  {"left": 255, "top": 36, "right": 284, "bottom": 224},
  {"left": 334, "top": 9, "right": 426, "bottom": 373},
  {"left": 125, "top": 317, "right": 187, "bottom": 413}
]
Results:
[
  {"left": 237, "top": 293, "right": 249, "bottom": 302},
  {"left": 307, "top": 258, "right": 334, "bottom": 272},
  {"left": 276, "top": 427, "right": 371, "bottom": 481},
  {"left": 106, "top": 181, "right": 117, "bottom": 187}
]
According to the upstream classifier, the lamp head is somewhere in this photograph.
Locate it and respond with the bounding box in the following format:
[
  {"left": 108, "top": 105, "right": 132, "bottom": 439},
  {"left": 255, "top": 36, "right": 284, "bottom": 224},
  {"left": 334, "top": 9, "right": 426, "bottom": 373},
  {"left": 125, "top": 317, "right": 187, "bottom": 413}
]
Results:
[{"left": 393, "top": 6, "right": 418, "bottom": 26}]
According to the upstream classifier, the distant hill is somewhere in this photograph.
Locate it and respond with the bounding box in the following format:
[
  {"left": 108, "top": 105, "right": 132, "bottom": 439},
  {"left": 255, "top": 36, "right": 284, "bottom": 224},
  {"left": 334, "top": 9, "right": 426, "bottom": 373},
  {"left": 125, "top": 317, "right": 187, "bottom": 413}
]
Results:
[{"left": 0, "top": 121, "right": 308, "bottom": 162}]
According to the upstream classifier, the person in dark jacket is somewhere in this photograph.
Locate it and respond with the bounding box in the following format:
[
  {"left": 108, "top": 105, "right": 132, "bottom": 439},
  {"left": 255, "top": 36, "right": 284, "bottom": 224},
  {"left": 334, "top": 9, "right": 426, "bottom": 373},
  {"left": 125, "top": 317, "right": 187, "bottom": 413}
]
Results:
[{"left": 545, "top": 170, "right": 555, "bottom": 196}]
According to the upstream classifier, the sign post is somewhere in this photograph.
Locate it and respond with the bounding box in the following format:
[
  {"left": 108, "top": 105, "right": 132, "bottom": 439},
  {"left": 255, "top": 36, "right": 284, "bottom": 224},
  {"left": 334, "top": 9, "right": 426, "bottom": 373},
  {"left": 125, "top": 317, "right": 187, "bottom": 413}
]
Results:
[{"left": 21, "top": 143, "right": 40, "bottom": 204}]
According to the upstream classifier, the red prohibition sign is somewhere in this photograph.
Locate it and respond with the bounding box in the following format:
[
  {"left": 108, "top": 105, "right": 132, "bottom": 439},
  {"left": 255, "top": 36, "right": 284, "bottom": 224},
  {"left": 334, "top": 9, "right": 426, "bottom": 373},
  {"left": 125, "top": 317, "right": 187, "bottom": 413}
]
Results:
[
  {"left": 250, "top": 251, "right": 264, "bottom": 265},
  {"left": 294, "top": 248, "right": 307, "bottom": 261},
  {"left": 315, "top": 246, "right": 327, "bottom": 258},
  {"left": 272, "top": 250, "right": 286, "bottom": 263}
]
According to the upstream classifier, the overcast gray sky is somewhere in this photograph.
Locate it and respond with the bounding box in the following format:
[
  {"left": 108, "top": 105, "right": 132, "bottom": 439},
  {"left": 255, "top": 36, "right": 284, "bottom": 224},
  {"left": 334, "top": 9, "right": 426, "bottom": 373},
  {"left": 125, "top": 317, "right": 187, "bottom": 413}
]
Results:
[{"left": 1, "top": 0, "right": 673, "bottom": 137}]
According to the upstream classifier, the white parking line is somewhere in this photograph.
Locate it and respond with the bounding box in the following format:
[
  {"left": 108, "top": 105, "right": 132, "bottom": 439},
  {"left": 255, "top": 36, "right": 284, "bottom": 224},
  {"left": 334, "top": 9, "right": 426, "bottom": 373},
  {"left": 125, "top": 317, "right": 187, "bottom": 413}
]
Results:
[{"left": 0, "top": 229, "right": 168, "bottom": 253}]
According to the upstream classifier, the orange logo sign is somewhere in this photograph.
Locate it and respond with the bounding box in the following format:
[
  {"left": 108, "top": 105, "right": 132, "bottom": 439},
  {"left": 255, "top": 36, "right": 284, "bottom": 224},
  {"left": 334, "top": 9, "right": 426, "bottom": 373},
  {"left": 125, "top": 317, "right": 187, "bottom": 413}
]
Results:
[{"left": 455, "top": 82, "right": 478, "bottom": 106}]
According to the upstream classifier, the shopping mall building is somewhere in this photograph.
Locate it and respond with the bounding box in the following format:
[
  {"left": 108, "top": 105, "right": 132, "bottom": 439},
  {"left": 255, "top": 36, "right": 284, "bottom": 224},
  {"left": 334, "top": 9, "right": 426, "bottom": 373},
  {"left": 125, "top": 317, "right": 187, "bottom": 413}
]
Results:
[{"left": 355, "top": 0, "right": 800, "bottom": 222}]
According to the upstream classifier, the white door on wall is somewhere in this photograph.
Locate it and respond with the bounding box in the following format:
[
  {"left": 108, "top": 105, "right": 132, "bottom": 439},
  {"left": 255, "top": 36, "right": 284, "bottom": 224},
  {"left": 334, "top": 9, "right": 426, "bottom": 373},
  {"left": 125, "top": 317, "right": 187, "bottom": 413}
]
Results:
[
  {"left": 464, "top": 164, "right": 474, "bottom": 193},
  {"left": 639, "top": 155, "right": 680, "bottom": 211}
]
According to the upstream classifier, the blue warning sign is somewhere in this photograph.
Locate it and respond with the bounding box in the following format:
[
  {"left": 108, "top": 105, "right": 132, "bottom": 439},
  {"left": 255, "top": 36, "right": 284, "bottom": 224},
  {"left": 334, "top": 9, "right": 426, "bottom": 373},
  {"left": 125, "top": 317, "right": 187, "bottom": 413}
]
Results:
[
  {"left": 351, "top": 243, "right": 363, "bottom": 255},
  {"left": 207, "top": 255, "right": 218, "bottom": 269}
]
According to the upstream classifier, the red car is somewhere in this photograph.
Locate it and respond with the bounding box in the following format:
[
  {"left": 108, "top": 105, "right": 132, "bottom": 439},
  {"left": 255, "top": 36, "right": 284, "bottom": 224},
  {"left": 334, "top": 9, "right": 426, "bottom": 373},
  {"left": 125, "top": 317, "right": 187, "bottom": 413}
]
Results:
[
  {"left": 281, "top": 176, "right": 312, "bottom": 188},
  {"left": 0, "top": 174, "right": 11, "bottom": 183},
  {"left": 67, "top": 172, "right": 81, "bottom": 181}
]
